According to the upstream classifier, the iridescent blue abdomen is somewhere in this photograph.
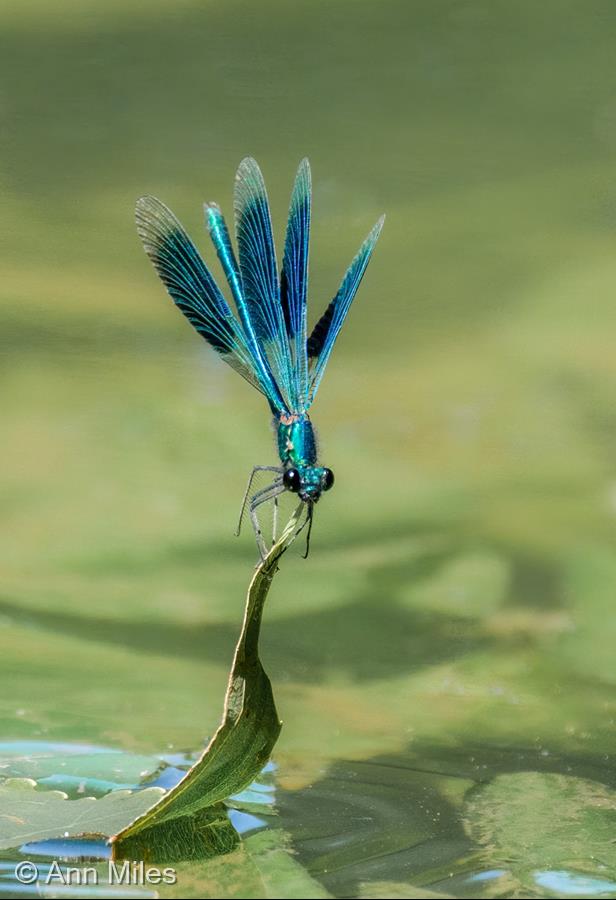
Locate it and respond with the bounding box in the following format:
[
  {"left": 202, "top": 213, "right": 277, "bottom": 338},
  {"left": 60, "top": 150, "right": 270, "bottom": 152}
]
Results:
[{"left": 276, "top": 414, "right": 318, "bottom": 468}]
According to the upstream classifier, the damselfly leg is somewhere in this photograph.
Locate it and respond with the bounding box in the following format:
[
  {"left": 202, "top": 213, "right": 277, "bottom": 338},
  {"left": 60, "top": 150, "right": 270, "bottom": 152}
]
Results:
[
  {"left": 272, "top": 494, "right": 279, "bottom": 545},
  {"left": 249, "top": 478, "right": 285, "bottom": 559},
  {"left": 236, "top": 465, "right": 283, "bottom": 537}
]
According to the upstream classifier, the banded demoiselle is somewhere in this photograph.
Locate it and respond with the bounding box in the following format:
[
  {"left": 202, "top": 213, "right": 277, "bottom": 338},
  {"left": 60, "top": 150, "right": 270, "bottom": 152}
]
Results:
[{"left": 136, "top": 159, "right": 384, "bottom": 557}]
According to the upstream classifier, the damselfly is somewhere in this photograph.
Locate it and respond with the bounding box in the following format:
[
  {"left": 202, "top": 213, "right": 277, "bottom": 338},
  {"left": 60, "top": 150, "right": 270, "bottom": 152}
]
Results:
[{"left": 136, "top": 159, "right": 384, "bottom": 557}]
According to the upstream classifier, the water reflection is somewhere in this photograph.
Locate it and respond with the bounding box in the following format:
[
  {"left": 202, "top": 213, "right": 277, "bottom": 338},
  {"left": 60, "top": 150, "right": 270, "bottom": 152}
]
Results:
[
  {"left": 534, "top": 870, "right": 616, "bottom": 897},
  {"left": 2, "top": 734, "right": 616, "bottom": 896},
  {"left": 277, "top": 741, "right": 616, "bottom": 898}
]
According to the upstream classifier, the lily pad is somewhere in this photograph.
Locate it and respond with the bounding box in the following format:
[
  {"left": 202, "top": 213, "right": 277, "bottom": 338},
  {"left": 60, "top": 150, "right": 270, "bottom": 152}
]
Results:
[
  {"left": 0, "top": 741, "right": 162, "bottom": 795},
  {"left": 0, "top": 778, "right": 164, "bottom": 849}
]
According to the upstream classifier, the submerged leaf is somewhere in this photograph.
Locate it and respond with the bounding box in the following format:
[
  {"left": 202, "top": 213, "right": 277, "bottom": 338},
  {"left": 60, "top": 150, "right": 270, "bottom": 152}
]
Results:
[
  {"left": 241, "top": 829, "right": 331, "bottom": 898},
  {"left": 161, "top": 828, "right": 332, "bottom": 899},
  {"left": 464, "top": 771, "right": 616, "bottom": 894}
]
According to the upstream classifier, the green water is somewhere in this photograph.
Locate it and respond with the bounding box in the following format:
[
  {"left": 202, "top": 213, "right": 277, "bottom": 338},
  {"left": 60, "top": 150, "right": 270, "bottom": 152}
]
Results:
[{"left": 3, "top": 0, "right": 616, "bottom": 896}]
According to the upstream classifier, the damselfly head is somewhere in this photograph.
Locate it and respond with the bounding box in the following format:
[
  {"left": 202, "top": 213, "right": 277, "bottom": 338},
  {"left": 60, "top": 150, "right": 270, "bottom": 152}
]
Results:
[{"left": 283, "top": 465, "right": 334, "bottom": 503}]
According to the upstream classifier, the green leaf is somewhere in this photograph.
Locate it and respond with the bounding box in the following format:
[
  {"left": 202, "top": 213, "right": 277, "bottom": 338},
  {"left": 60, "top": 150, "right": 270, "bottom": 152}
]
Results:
[
  {"left": 113, "top": 802, "right": 239, "bottom": 862},
  {"left": 111, "top": 506, "right": 304, "bottom": 861},
  {"left": 0, "top": 509, "right": 302, "bottom": 863},
  {"left": 0, "top": 778, "right": 164, "bottom": 849},
  {"left": 464, "top": 771, "right": 616, "bottom": 894}
]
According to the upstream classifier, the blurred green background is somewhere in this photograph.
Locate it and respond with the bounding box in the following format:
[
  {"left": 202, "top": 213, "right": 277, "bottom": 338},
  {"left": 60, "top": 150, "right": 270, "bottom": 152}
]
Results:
[{"left": 3, "top": 0, "right": 616, "bottom": 896}]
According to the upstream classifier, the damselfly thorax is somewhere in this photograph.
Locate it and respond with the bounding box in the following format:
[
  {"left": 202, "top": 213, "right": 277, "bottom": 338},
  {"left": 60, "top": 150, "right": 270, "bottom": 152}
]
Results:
[
  {"left": 276, "top": 413, "right": 334, "bottom": 503},
  {"left": 234, "top": 413, "right": 334, "bottom": 559}
]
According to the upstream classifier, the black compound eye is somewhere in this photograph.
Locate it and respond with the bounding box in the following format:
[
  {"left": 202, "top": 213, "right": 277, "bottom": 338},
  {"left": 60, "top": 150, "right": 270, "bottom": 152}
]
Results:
[
  {"left": 322, "top": 468, "right": 335, "bottom": 491},
  {"left": 283, "top": 468, "right": 301, "bottom": 492}
]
